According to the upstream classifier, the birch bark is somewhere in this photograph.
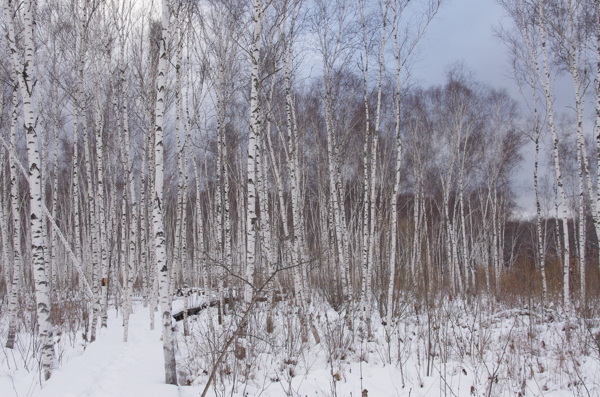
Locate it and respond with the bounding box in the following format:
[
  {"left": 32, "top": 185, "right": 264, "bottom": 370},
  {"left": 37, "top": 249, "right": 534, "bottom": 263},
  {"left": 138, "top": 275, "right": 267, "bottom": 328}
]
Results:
[
  {"left": 366, "top": 2, "right": 388, "bottom": 321},
  {"left": 5, "top": 72, "right": 22, "bottom": 349},
  {"left": 387, "top": 1, "right": 403, "bottom": 328},
  {"left": 153, "top": 0, "right": 177, "bottom": 384},
  {"left": 596, "top": 0, "right": 600, "bottom": 276},
  {"left": 284, "top": 22, "right": 306, "bottom": 304},
  {"left": 246, "top": 0, "right": 263, "bottom": 303},
  {"left": 93, "top": 100, "right": 109, "bottom": 329},
  {"left": 4, "top": 0, "right": 55, "bottom": 379},
  {"left": 538, "top": 2, "right": 571, "bottom": 310}
]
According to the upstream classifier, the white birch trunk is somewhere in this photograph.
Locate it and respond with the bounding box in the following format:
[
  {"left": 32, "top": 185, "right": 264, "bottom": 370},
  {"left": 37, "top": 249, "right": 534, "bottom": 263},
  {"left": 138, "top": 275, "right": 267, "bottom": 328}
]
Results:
[
  {"left": 596, "top": 0, "right": 600, "bottom": 275},
  {"left": 512, "top": 0, "right": 547, "bottom": 304},
  {"left": 171, "top": 40, "right": 184, "bottom": 298},
  {"left": 534, "top": 113, "right": 547, "bottom": 303},
  {"left": 4, "top": 0, "right": 55, "bottom": 379},
  {"left": 222, "top": 106, "right": 233, "bottom": 313},
  {"left": 93, "top": 100, "right": 109, "bottom": 329},
  {"left": 140, "top": 106, "right": 152, "bottom": 324},
  {"left": 260, "top": 81, "right": 278, "bottom": 304},
  {"left": 153, "top": 0, "right": 177, "bottom": 384},
  {"left": 214, "top": 86, "right": 224, "bottom": 322},
  {"left": 359, "top": 0, "right": 371, "bottom": 318},
  {"left": 5, "top": 75, "right": 22, "bottom": 349},
  {"left": 0, "top": 153, "right": 11, "bottom": 310},
  {"left": 40, "top": 108, "right": 50, "bottom": 295},
  {"left": 256, "top": 124, "right": 273, "bottom": 291},
  {"left": 564, "top": 0, "right": 588, "bottom": 307},
  {"left": 245, "top": 0, "right": 263, "bottom": 303},
  {"left": 576, "top": 141, "right": 586, "bottom": 306},
  {"left": 193, "top": 160, "right": 207, "bottom": 291},
  {"left": 83, "top": 102, "right": 101, "bottom": 341},
  {"left": 442, "top": 160, "right": 456, "bottom": 293},
  {"left": 387, "top": 2, "right": 403, "bottom": 328},
  {"left": 538, "top": 2, "right": 571, "bottom": 310},
  {"left": 50, "top": 77, "right": 60, "bottom": 292},
  {"left": 365, "top": 1, "right": 388, "bottom": 323},
  {"left": 123, "top": 71, "right": 137, "bottom": 342},
  {"left": 324, "top": 85, "right": 350, "bottom": 303},
  {"left": 411, "top": 171, "right": 423, "bottom": 285},
  {"left": 458, "top": 166, "right": 469, "bottom": 293},
  {"left": 181, "top": 129, "right": 190, "bottom": 337},
  {"left": 284, "top": 48, "right": 306, "bottom": 304}
]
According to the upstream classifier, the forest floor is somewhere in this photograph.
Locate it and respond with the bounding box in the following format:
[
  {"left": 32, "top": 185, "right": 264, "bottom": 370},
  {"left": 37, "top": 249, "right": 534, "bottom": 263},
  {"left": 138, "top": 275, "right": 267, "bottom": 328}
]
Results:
[
  {"left": 1, "top": 295, "right": 600, "bottom": 396},
  {"left": 0, "top": 304, "right": 183, "bottom": 397}
]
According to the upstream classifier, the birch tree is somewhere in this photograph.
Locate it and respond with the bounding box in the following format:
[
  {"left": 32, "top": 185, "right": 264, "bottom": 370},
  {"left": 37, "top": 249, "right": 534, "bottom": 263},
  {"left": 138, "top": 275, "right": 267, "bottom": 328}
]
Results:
[
  {"left": 312, "top": 0, "right": 356, "bottom": 305},
  {"left": 498, "top": 0, "right": 548, "bottom": 303},
  {"left": 246, "top": 0, "right": 264, "bottom": 304},
  {"left": 499, "top": 0, "right": 581, "bottom": 308},
  {"left": 539, "top": 1, "right": 572, "bottom": 311},
  {"left": 4, "top": 0, "right": 56, "bottom": 380},
  {"left": 4, "top": 65, "right": 23, "bottom": 350},
  {"left": 544, "top": 0, "right": 594, "bottom": 307},
  {"left": 387, "top": 0, "right": 443, "bottom": 319},
  {"left": 153, "top": 0, "right": 177, "bottom": 384}
]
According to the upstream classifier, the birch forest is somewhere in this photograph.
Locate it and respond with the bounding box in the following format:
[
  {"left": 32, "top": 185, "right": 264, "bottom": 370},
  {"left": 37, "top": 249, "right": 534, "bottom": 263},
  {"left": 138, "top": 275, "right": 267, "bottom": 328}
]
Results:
[{"left": 1, "top": 0, "right": 600, "bottom": 396}]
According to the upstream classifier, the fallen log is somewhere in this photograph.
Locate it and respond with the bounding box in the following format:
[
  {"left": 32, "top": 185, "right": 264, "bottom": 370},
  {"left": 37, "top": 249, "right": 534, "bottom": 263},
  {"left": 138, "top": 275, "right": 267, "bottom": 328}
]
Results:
[
  {"left": 172, "top": 296, "right": 238, "bottom": 321},
  {"left": 172, "top": 290, "right": 290, "bottom": 321}
]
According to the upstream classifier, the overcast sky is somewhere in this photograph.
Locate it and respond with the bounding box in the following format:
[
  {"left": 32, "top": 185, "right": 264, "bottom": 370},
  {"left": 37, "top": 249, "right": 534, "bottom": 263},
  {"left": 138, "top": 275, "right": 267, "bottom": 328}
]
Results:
[
  {"left": 301, "top": 0, "right": 584, "bottom": 217},
  {"left": 411, "top": 0, "right": 510, "bottom": 88},
  {"left": 411, "top": 0, "right": 550, "bottom": 217}
]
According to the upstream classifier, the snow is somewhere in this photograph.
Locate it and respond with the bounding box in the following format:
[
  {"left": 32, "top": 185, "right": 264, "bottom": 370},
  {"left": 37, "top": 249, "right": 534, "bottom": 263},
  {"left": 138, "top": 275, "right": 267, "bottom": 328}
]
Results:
[
  {"left": 2, "top": 298, "right": 600, "bottom": 397},
  {"left": 171, "top": 290, "right": 213, "bottom": 316},
  {"left": 1, "top": 304, "right": 179, "bottom": 397}
]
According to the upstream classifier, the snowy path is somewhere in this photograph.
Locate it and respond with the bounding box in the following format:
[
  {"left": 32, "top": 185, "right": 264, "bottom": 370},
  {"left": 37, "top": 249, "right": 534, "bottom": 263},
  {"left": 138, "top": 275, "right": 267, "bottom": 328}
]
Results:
[{"left": 33, "top": 307, "right": 180, "bottom": 397}]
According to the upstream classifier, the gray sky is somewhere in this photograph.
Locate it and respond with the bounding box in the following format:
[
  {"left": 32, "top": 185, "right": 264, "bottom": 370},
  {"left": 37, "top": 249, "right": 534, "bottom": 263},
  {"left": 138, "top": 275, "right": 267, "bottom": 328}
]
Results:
[
  {"left": 300, "top": 0, "right": 587, "bottom": 217},
  {"left": 411, "top": 0, "right": 510, "bottom": 88},
  {"left": 411, "top": 0, "right": 542, "bottom": 217},
  {"left": 414, "top": 0, "right": 598, "bottom": 219}
]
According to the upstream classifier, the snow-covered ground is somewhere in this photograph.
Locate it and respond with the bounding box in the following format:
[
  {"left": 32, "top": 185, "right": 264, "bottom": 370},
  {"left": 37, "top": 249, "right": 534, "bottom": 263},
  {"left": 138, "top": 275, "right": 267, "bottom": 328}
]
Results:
[
  {"left": 0, "top": 303, "right": 180, "bottom": 397},
  {"left": 1, "top": 297, "right": 599, "bottom": 396}
]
